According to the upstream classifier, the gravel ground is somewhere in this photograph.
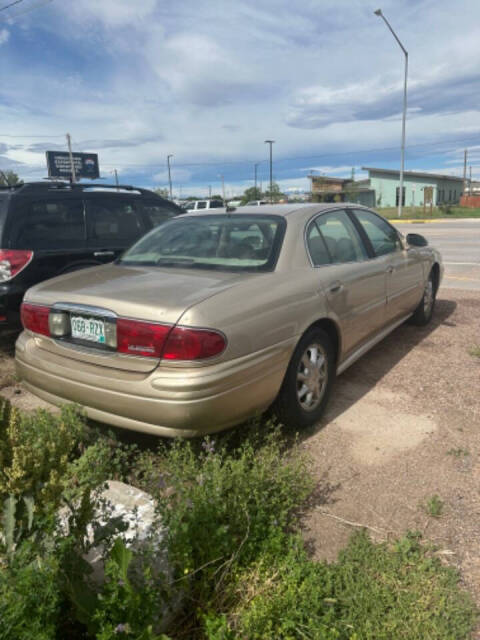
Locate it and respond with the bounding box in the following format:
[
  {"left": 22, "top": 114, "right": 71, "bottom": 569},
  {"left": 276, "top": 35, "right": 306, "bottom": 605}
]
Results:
[
  {"left": 302, "top": 288, "right": 480, "bottom": 630},
  {"left": 2, "top": 289, "right": 480, "bottom": 630}
]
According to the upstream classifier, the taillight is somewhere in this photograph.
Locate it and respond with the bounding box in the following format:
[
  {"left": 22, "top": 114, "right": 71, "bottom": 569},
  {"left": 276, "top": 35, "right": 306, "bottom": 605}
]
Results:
[
  {"left": 163, "top": 327, "right": 226, "bottom": 360},
  {"left": 20, "top": 303, "right": 50, "bottom": 336},
  {"left": 21, "top": 305, "right": 226, "bottom": 362},
  {"left": 116, "top": 318, "right": 171, "bottom": 358},
  {"left": 0, "top": 250, "right": 33, "bottom": 282}
]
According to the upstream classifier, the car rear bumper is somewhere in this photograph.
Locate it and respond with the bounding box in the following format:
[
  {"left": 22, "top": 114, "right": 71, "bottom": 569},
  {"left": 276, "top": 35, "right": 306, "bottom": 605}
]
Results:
[{"left": 15, "top": 331, "right": 293, "bottom": 437}]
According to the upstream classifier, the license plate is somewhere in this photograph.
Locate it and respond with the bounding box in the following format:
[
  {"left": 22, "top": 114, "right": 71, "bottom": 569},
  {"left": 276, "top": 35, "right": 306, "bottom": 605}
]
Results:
[{"left": 71, "top": 315, "right": 106, "bottom": 344}]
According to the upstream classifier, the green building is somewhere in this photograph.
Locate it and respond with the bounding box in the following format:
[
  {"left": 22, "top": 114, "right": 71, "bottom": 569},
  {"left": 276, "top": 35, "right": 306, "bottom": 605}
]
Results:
[{"left": 362, "top": 167, "right": 464, "bottom": 208}]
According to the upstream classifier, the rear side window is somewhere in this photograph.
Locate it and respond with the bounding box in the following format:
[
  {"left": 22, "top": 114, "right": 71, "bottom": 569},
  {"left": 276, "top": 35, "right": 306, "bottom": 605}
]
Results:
[
  {"left": 306, "top": 222, "right": 331, "bottom": 266},
  {"left": 143, "top": 201, "right": 177, "bottom": 228},
  {"left": 86, "top": 198, "right": 146, "bottom": 247},
  {"left": 315, "top": 210, "right": 368, "bottom": 264},
  {"left": 352, "top": 209, "right": 401, "bottom": 256},
  {"left": 12, "top": 199, "right": 86, "bottom": 249}
]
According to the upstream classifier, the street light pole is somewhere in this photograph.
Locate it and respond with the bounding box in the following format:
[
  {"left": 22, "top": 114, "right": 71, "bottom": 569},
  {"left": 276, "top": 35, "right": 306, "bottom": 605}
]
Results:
[
  {"left": 167, "top": 154, "right": 173, "bottom": 200},
  {"left": 374, "top": 9, "right": 408, "bottom": 218},
  {"left": 254, "top": 162, "right": 259, "bottom": 198},
  {"left": 264, "top": 140, "right": 275, "bottom": 203}
]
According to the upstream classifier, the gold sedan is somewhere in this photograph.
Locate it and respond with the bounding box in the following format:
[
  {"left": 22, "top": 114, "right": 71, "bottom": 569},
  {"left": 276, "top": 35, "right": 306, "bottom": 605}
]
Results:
[{"left": 16, "top": 205, "right": 443, "bottom": 437}]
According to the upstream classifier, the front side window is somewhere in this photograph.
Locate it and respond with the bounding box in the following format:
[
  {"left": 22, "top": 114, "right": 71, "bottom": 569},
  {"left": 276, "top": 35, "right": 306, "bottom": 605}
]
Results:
[
  {"left": 352, "top": 209, "right": 401, "bottom": 257},
  {"left": 13, "top": 199, "right": 85, "bottom": 249},
  {"left": 86, "top": 198, "right": 146, "bottom": 247},
  {"left": 314, "top": 210, "right": 368, "bottom": 264},
  {"left": 120, "top": 214, "right": 285, "bottom": 272}
]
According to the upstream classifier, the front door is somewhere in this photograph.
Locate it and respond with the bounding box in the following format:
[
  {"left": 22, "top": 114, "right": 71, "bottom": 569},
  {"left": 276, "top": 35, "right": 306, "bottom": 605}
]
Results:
[{"left": 350, "top": 209, "right": 423, "bottom": 322}]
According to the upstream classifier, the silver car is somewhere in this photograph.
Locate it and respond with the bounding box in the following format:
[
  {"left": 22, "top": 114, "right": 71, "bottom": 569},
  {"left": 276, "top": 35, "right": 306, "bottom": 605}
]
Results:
[{"left": 16, "top": 204, "right": 442, "bottom": 437}]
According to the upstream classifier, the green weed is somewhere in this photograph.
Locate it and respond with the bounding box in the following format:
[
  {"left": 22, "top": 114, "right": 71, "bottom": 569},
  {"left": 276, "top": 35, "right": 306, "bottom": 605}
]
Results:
[{"left": 424, "top": 495, "right": 445, "bottom": 518}]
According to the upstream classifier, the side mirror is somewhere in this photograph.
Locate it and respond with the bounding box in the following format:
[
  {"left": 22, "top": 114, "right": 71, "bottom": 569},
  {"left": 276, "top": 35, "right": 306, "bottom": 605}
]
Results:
[{"left": 406, "top": 233, "right": 428, "bottom": 247}]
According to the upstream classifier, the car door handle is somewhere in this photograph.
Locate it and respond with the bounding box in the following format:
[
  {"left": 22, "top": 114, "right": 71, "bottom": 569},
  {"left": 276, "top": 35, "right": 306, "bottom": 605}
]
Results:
[
  {"left": 328, "top": 282, "right": 344, "bottom": 294},
  {"left": 94, "top": 251, "right": 115, "bottom": 257}
]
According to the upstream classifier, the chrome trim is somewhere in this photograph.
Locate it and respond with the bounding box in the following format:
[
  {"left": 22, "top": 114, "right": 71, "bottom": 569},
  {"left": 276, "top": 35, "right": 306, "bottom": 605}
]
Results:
[
  {"left": 51, "top": 302, "right": 118, "bottom": 319},
  {"left": 336, "top": 312, "right": 411, "bottom": 375}
]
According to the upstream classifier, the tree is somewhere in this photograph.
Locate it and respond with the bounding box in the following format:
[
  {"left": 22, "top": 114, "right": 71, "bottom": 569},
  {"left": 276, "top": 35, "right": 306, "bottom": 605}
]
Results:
[
  {"left": 0, "top": 170, "right": 22, "bottom": 186},
  {"left": 241, "top": 186, "right": 263, "bottom": 205},
  {"left": 153, "top": 187, "right": 169, "bottom": 198},
  {"left": 263, "top": 182, "right": 284, "bottom": 203}
]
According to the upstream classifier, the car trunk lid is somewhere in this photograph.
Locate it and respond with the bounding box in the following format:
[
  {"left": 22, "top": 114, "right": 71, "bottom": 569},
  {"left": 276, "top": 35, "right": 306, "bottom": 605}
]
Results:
[{"left": 24, "top": 263, "right": 250, "bottom": 372}]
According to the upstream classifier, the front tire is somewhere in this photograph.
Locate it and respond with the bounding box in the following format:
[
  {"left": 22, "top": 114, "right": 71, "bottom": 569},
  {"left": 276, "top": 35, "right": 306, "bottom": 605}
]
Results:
[
  {"left": 410, "top": 271, "right": 436, "bottom": 326},
  {"left": 273, "top": 327, "right": 335, "bottom": 430}
]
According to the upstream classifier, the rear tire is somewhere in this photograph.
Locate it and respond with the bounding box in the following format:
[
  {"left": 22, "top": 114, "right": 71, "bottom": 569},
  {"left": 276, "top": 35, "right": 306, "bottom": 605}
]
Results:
[
  {"left": 410, "top": 271, "right": 436, "bottom": 326},
  {"left": 272, "top": 327, "right": 335, "bottom": 430}
]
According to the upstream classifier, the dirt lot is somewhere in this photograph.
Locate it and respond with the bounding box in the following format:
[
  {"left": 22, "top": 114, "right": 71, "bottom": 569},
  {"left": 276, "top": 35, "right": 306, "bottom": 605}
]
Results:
[
  {"left": 302, "top": 288, "right": 480, "bottom": 612},
  {"left": 1, "top": 289, "right": 479, "bottom": 614}
]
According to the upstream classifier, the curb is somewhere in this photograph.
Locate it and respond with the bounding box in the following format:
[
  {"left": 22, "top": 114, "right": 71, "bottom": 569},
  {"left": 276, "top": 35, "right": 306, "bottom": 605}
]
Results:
[{"left": 391, "top": 217, "right": 480, "bottom": 224}]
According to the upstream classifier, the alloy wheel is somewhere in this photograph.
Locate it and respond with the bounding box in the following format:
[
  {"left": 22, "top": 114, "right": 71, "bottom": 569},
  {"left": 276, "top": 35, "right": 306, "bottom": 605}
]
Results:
[{"left": 296, "top": 343, "right": 328, "bottom": 411}]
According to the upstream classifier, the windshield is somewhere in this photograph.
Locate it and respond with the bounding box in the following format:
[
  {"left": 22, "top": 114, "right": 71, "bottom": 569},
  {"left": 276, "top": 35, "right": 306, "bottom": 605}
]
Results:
[{"left": 120, "top": 214, "right": 286, "bottom": 272}]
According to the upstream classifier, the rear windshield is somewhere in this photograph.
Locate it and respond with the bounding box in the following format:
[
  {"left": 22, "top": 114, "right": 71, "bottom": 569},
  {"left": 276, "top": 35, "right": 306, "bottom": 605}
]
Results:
[{"left": 119, "top": 214, "right": 286, "bottom": 272}]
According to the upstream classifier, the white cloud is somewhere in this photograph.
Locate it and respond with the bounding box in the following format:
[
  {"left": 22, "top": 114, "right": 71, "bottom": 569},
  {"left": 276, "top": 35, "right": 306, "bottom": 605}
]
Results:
[
  {"left": 1, "top": 0, "right": 480, "bottom": 189},
  {"left": 0, "top": 29, "right": 9, "bottom": 45}
]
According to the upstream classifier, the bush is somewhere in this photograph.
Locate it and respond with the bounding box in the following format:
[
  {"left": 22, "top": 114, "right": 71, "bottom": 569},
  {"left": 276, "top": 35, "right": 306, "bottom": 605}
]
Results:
[
  {"left": 0, "top": 400, "right": 86, "bottom": 513},
  {"left": 149, "top": 428, "right": 313, "bottom": 620},
  {"left": 226, "top": 531, "right": 476, "bottom": 640},
  {"left": 0, "top": 540, "right": 61, "bottom": 640}
]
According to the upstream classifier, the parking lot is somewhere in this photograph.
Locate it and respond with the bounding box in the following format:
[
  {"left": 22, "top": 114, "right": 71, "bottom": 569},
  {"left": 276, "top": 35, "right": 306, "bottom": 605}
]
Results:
[{"left": 303, "top": 285, "right": 480, "bottom": 607}]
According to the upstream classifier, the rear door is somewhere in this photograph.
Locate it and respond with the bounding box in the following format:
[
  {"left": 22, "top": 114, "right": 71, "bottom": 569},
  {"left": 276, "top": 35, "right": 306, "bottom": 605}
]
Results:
[
  {"left": 350, "top": 208, "right": 423, "bottom": 322},
  {"left": 9, "top": 195, "right": 92, "bottom": 290},
  {"left": 307, "top": 209, "right": 387, "bottom": 355},
  {"left": 85, "top": 196, "right": 148, "bottom": 262}
]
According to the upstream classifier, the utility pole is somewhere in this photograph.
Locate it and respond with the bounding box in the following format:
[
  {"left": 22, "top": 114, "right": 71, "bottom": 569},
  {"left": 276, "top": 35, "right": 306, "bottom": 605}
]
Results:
[
  {"left": 264, "top": 140, "right": 275, "bottom": 203},
  {"left": 374, "top": 10, "right": 407, "bottom": 217},
  {"left": 167, "top": 155, "right": 173, "bottom": 200},
  {"left": 66, "top": 133, "right": 76, "bottom": 184},
  {"left": 254, "top": 162, "right": 259, "bottom": 198},
  {"left": 469, "top": 165, "right": 472, "bottom": 193},
  {"left": 114, "top": 169, "right": 119, "bottom": 190},
  {"left": 220, "top": 175, "right": 225, "bottom": 203},
  {"left": 208, "top": 184, "right": 212, "bottom": 198},
  {"left": 463, "top": 149, "right": 468, "bottom": 195}
]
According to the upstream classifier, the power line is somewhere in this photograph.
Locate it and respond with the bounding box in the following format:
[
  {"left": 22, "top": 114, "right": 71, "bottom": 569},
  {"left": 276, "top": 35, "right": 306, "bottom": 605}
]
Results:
[
  {"left": 0, "top": 0, "right": 24, "bottom": 12},
  {"left": 0, "top": 133, "right": 65, "bottom": 138},
  {"left": 98, "top": 134, "right": 480, "bottom": 169},
  {"left": 0, "top": 0, "right": 53, "bottom": 21}
]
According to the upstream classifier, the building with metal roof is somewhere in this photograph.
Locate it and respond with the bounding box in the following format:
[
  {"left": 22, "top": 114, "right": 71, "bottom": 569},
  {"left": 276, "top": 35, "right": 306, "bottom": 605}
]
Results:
[{"left": 362, "top": 167, "right": 464, "bottom": 208}]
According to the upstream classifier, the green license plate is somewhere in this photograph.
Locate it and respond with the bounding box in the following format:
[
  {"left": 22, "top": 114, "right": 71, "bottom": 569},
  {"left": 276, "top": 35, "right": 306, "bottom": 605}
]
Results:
[{"left": 71, "top": 315, "right": 106, "bottom": 344}]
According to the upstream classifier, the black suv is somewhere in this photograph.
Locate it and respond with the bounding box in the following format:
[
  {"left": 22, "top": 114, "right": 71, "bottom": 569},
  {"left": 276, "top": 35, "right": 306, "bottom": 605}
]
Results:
[{"left": 0, "top": 182, "right": 182, "bottom": 327}]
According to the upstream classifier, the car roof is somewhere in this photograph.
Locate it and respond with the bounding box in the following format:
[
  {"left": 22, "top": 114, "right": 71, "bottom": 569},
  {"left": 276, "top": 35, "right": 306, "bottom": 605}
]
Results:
[{"left": 181, "top": 203, "right": 366, "bottom": 219}]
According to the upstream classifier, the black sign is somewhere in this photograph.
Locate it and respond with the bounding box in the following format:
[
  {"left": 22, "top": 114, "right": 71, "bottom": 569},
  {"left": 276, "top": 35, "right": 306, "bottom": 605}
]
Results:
[{"left": 46, "top": 151, "right": 100, "bottom": 180}]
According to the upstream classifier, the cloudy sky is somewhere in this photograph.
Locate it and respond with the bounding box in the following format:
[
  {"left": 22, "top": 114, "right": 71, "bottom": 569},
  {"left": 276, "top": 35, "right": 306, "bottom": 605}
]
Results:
[{"left": 0, "top": 0, "right": 479, "bottom": 196}]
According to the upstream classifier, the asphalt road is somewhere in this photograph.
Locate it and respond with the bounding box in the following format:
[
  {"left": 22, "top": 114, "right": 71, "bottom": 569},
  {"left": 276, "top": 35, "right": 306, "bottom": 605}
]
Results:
[{"left": 392, "top": 219, "right": 480, "bottom": 291}]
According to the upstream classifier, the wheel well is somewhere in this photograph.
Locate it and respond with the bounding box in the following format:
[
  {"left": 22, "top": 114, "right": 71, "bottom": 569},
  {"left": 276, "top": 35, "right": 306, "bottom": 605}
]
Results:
[
  {"left": 431, "top": 262, "right": 440, "bottom": 294},
  {"left": 306, "top": 318, "right": 340, "bottom": 365}
]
